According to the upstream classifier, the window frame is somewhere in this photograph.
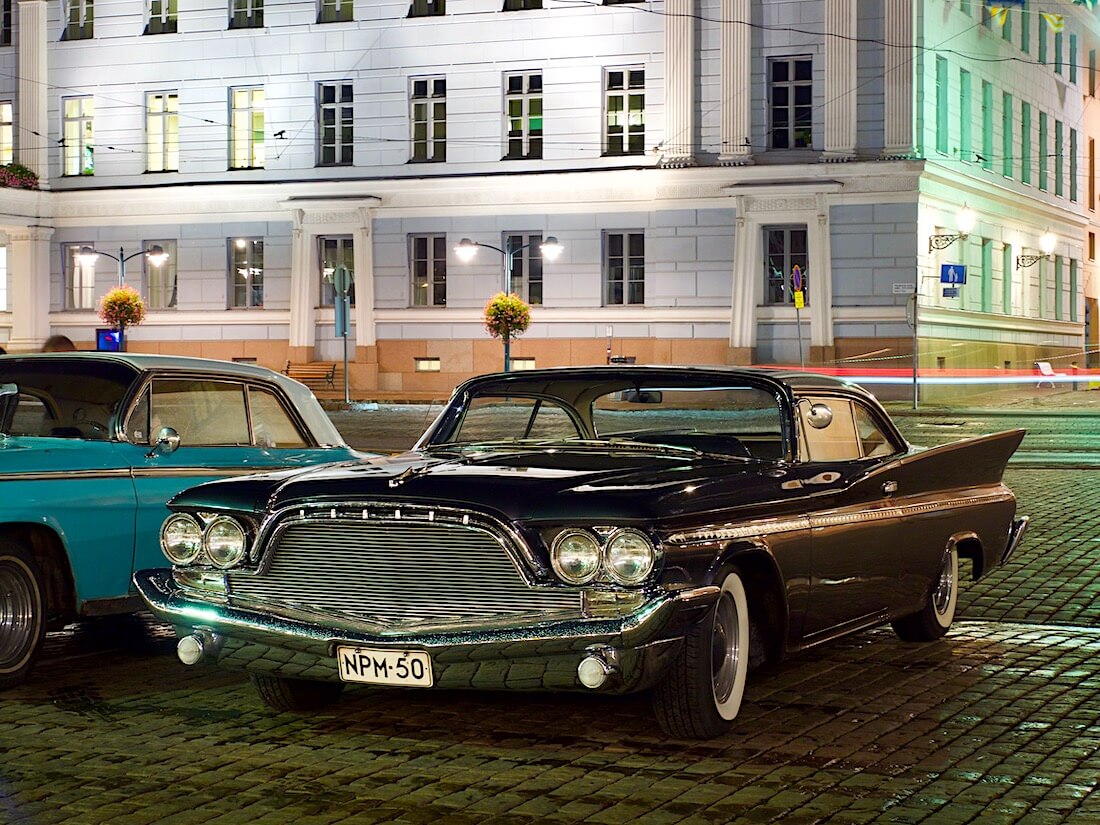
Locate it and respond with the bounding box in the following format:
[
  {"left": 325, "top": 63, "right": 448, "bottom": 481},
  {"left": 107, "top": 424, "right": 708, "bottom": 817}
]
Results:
[
  {"left": 408, "top": 0, "right": 444, "bottom": 17},
  {"left": 317, "top": 82, "right": 354, "bottom": 166},
  {"left": 318, "top": 0, "right": 352, "bottom": 23},
  {"left": 228, "top": 237, "right": 264, "bottom": 309},
  {"left": 504, "top": 232, "right": 544, "bottom": 305},
  {"left": 604, "top": 67, "right": 645, "bottom": 156},
  {"left": 145, "top": 0, "right": 177, "bottom": 34},
  {"left": 62, "top": 241, "right": 97, "bottom": 311},
  {"left": 768, "top": 56, "right": 813, "bottom": 151},
  {"left": 503, "top": 71, "right": 543, "bottom": 160},
  {"left": 62, "top": 0, "right": 93, "bottom": 40},
  {"left": 0, "top": 101, "right": 12, "bottom": 166},
  {"left": 763, "top": 225, "right": 809, "bottom": 307},
  {"left": 604, "top": 230, "right": 644, "bottom": 306},
  {"left": 229, "top": 0, "right": 263, "bottom": 28},
  {"left": 146, "top": 91, "right": 179, "bottom": 173},
  {"left": 410, "top": 76, "right": 446, "bottom": 163},
  {"left": 410, "top": 234, "right": 447, "bottom": 307},
  {"left": 319, "top": 235, "right": 355, "bottom": 307},
  {"left": 143, "top": 239, "right": 178, "bottom": 310},
  {"left": 229, "top": 86, "right": 264, "bottom": 170},
  {"left": 62, "top": 96, "right": 95, "bottom": 176}
]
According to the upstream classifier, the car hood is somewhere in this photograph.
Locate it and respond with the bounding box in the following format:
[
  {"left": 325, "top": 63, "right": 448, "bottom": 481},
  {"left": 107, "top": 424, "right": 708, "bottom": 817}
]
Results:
[{"left": 172, "top": 447, "right": 787, "bottom": 522}]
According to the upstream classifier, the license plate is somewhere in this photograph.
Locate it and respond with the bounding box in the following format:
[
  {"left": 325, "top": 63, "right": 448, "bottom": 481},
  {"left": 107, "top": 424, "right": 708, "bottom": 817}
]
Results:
[{"left": 335, "top": 646, "right": 433, "bottom": 687}]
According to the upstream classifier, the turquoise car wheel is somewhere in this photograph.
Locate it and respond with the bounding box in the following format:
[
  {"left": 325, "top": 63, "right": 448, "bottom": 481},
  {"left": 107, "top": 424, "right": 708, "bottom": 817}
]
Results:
[{"left": 0, "top": 541, "right": 46, "bottom": 689}]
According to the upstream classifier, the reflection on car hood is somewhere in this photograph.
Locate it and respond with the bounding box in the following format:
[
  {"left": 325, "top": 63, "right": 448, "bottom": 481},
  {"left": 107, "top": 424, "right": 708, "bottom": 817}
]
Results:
[{"left": 172, "top": 446, "right": 781, "bottom": 521}]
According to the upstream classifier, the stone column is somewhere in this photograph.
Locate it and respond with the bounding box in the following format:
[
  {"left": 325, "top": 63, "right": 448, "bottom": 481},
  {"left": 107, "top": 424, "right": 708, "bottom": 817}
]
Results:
[
  {"left": 823, "top": 0, "right": 857, "bottom": 161},
  {"left": 719, "top": 0, "right": 753, "bottom": 165},
  {"left": 6, "top": 225, "right": 53, "bottom": 351},
  {"left": 17, "top": 0, "right": 49, "bottom": 182},
  {"left": 809, "top": 203, "right": 835, "bottom": 353},
  {"left": 882, "top": 0, "right": 915, "bottom": 158},
  {"left": 661, "top": 0, "right": 696, "bottom": 167},
  {"left": 729, "top": 200, "right": 757, "bottom": 359},
  {"left": 353, "top": 207, "right": 376, "bottom": 350},
  {"left": 287, "top": 209, "right": 315, "bottom": 363}
]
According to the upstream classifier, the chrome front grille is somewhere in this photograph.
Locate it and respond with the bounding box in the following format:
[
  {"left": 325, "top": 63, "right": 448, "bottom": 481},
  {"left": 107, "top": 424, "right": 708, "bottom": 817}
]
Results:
[{"left": 226, "top": 514, "right": 580, "bottom": 627}]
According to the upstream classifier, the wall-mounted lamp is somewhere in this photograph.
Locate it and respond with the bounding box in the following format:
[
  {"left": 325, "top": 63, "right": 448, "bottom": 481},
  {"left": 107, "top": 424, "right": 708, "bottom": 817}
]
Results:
[
  {"left": 1016, "top": 230, "right": 1057, "bottom": 269},
  {"left": 928, "top": 205, "right": 977, "bottom": 253}
]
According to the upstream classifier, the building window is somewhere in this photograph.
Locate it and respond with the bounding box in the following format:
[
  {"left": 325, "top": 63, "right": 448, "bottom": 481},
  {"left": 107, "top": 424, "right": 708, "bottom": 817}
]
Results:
[
  {"left": 1039, "top": 23, "right": 1047, "bottom": 65},
  {"left": 1054, "top": 256, "right": 1063, "bottom": 320},
  {"left": 505, "top": 233, "right": 544, "bottom": 305},
  {"left": 410, "top": 234, "right": 446, "bottom": 306},
  {"left": 1055, "top": 120, "right": 1064, "bottom": 197},
  {"left": 1002, "top": 243, "right": 1013, "bottom": 315},
  {"left": 62, "top": 0, "right": 93, "bottom": 40},
  {"left": 318, "top": 82, "right": 353, "bottom": 166},
  {"left": 980, "top": 81, "right": 993, "bottom": 171},
  {"left": 1054, "top": 32, "right": 1063, "bottom": 75},
  {"left": 935, "top": 57, "right": 949, "bottom": 155},
  {"left": 1021, "top": 103, "right": 1031, "bottom": 185},
  {"left": 1091, "top": 49, "right": 1097, "bottom": 97},
  {"left": 504, "top": 73, "right": 542, "bottom": 160},
  {"left": 146, "top": 0, "right": 176, "bottom": 34},
  {"left": 2, "top": 0, "right": 13, "bottom": 45},
  {"left": 414, "top": 357, "right": 441, "bottom": 372},
  {"left": 1001, "top": 92, "right": 1012, "bottom": 178},
  {"left": 1000, "top": 9, "right": 1012, "bottom": 42},
  {"left": 1090, "top": 139, "right": 1095, "bottom": 211},
  {"left": 230, "top": 87, "right": 264, "bottom": 169},
  {"left": 410, "top": 77, "right": 446, "bottom": 162},
  {"left": 1070, "top": 259, "right": 1078, "bottom": 322},
  {"left": 503, "top": 0, "right": 540, "bottom": 8},
  {"left": 510, "top": 357, "right": 536, "bottom": 370},
  {"left": 0, "top": 102, "right": 11, "bottom": 165},
  {"left": 769, "top": 57, "right": 812, "bottom": 150},
  {"left": 229, "top": 238, "right": 263, "bottom": 308},
  {"left": 764, "top": 226, "right": 809, "bottom": 306},
  {"left": 144, "top": 239, "right": 177, "bottom": 309},
  {"left": 63, "top": 242, "right": 96, "bottom": 310},
  {"left": 604, "top": 67, "right": 645, "bottom": 156},
  {"left": 1038, "top": 112, "right": 1048, "bottom": 191},
  {"left": 604, "top": 231, "right": 644, "bottom": 306},
  {"left": 146, "top": 92, "right": 179, "bottom": 172},
  {"left": 1070, "top": 34, "right": 1078, "bottom": 84},
  {"left": 62, "top": 96, "right": 94, "bottom": 176},
  {"left": 229, "top": 0, "right": 262, "bottom": 29},
  {"left": 1021, "top": 8, "right": 1030, "bottom": 54},
  {"left": 980, "top": 237, "right": 993, "bottom": 313},
  {"left": 1071, "top": 128, "right": 1078, "bottom": 203},
  {"left": 408, "top": 0, "right": 443, "bottom": 16},
  {"left": 959, "top": 69, "right": 971, "bottom": 161},
  {"left": 319, "top": 0, "right": 351, "bottom": 22},
  {"left": 320, "top": 236, "right": 354, "bottom": 306}
]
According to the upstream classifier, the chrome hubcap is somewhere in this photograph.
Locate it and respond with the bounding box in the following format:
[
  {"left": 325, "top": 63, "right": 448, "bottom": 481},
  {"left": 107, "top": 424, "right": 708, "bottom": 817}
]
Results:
[
  {"left": 711, "top": 592, "right": 740, "bottom": 704},
  {"left": 932, "top": 553, "right": 954, "bottom": 616},
  {"left": 0, "top": 561, "right": 36, "bottom": 668}
]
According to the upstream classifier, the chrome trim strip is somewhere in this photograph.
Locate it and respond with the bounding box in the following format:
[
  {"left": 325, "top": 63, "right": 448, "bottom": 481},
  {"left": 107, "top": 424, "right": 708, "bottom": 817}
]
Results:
[
  {"left": 667, "top": 490, "right": 1014, "bottom": 546},
  {"left": 0, "top": 466, "right": 301, "bottom": 483},
  {"left": 0, "top": 469, "right": 134, "bottom": 482},
  {"left": 1001, "top": 516, "right": 1029, "bottom": 565}
]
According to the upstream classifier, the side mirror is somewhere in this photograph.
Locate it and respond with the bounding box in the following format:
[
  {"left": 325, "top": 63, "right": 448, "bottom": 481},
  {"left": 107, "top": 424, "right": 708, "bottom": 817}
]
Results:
[
  {"left": 805, "top": 403, "right": 833, "bottom": 430},
  {"left": 146, "top": 426, "right": 181, "bottom": 457},
  {"left": 0, "top": 383, "right": 17, "bottom": 435}
]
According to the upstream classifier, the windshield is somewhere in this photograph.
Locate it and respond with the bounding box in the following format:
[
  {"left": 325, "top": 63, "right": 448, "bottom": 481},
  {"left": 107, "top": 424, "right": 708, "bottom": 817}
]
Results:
[
  {"left": 432, "top": 377, "right": 787, "bottom": 461},
  {"left": 0, "top": 360, "right": 136, "bottom": 439}
]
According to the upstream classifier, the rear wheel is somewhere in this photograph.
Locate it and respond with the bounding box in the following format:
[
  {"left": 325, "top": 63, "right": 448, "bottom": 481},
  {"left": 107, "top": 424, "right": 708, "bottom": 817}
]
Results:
[
  {"left": 250, "top": 673, "right": 345, "bottom": 711},
  {"left": 0, "top": 540, "right": 46, "bottom": 690},
  {"left": 891, "top": 547, "right": 959, "bottom": 642},
  {"left": 652, "top": 568, "right": 750, "bottom": 739}
]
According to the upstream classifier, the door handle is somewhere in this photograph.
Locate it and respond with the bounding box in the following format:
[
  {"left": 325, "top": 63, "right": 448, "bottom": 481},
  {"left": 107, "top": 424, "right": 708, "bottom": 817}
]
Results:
[{"left": 882, "top": 480, "right": 898, "bottom": 495}]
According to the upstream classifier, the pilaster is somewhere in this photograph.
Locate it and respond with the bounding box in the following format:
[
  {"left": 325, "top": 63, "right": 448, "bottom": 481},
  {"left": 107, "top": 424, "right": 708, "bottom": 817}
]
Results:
[
  {"left": 660, "top": 0, "right": 696, "bottom": 167},
  {"left": 287, "top": 209, "right": 316, "bottom": 359},
  {"left": 823, "top": 0, "right": 857, "bottom": 162},
  {"left": 17, "top": 0, "right": 49, "bottom": 182},
  {"left": 353, "top": 206, "right": 377, "bottom": 348},
  {"left": 809, "top": 203, "right": 835, "bottom": 347},
  {"left": 882, "top": 0, "right": 916, "bottom": 158},
  {"left": 729, "top": 205, "right": 758, "bottom": 348},
  {"left": 6, "top": 225, "right": 54, "bottom": 351},
  {"left": 718, "top": 0, "right": 753, "bottom": 166}
]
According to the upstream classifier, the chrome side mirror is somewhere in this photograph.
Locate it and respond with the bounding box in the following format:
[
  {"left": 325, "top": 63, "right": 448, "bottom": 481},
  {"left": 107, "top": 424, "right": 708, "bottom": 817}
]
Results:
[
  {"left": 805, "top": 403, "right": 833, "bottom": 430},
  {"left": 147, "top": 426, "right": 181, "bottom": 457}
]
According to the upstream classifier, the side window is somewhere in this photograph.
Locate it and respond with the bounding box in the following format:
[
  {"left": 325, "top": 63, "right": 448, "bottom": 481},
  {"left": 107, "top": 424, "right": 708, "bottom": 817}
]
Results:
[
  {"left": 449, "top": 396, "right": 578, "bottom": 443},
  {"left": 249, "top": 386, "right": 308, "bottom": 448},
  {"left": 149, "top": 379, "right": 250, "bottom": 446},
  {"left": 10, "top": 394, "right": 55, "bottom": 437},
  {"left": 126, "top": 386, "right": 152, "bottom": 444},
  {"left": 525, "top": 403, "right": 580, "bottom": 440},
  {"left": 798, "top": 397, "right": 861, "bottom": 462},
  {"left": 853, "top": 404, "right": 899, "bottom": 458}
]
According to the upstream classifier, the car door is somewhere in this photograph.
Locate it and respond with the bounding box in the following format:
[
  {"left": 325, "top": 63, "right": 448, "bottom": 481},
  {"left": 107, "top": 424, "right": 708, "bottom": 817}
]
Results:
[
  {"left": 795, "top": 395, "right": 907, "bottom": 643},
  {"left": 122, "top": 375, "right": 349, "bottom": 577}
]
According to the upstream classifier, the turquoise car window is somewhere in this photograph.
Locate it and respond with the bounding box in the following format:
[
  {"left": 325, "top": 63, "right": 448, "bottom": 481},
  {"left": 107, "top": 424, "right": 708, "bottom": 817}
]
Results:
[
  {"left": 0, "top": 360, "right": 132, "bottom": 439},
  {"left": 150, "top": 379, "right": 250, "bottom": 446},
  {"left": 9, "top": 394, "right": 55, "bottom": 436},
  {"left": 249, "top": 386, "right": 307, "bottom": 448}
]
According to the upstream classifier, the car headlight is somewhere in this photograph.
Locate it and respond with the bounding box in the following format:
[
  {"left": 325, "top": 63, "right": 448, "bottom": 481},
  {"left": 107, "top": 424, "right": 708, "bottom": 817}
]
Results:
[
  {"left": 605, "top": 528, "right": 656, "bottom": 585},
  {"left": 161, "top": 514, "right": 203, "bottom": 565},
  {"left": 203, "top": 516, "right": 249, "bottom": 569},
  {"left": 550, "top": 529, "right": 601, "bottom": 584}
]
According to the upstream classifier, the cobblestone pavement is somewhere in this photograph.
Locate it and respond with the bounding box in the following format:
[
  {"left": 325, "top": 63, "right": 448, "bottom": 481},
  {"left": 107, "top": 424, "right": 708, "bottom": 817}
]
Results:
[{"left": 2, "top": 411, "right": 1099, "bottom": 824}]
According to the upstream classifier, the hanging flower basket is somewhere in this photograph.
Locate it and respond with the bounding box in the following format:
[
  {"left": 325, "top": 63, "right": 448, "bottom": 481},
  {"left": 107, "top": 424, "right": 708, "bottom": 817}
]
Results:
[
  {"left": 0, "top": 163, "right": 39, "bottom": 190},
  {"left": 99, "top": 286, "right": 147, "bottom": 333},
  {"left": 483, "top": 292, "right": 531, "bottom": 341}
]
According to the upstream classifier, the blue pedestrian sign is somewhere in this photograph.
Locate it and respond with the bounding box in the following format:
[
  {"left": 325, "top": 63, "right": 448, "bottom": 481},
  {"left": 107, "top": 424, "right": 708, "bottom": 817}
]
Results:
[{"left": 940, "top": 263, "right": 967, "bottom": 284}]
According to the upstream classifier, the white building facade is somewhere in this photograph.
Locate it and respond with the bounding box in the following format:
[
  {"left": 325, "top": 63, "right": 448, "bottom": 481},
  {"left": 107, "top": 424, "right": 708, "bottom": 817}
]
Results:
[{"left": 0, "top": 0, "right": 1095, "bottom": 394}]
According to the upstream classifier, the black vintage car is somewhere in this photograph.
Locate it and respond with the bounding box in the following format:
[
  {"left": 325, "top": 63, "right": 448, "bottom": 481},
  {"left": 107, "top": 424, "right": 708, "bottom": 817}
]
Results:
[{"left": 135, "top": 366, "right": 1027, "bottom": 739}]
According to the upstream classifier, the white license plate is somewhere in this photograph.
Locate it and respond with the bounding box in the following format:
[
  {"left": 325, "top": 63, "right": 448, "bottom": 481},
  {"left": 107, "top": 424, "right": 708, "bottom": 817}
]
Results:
[{"left": 336, "top": 646, "right": 433, "bottom": 687}]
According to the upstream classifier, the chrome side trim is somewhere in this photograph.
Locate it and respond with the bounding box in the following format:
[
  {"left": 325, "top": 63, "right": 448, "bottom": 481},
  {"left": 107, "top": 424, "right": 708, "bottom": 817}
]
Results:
[
  {"left": 0, "top": 469, "right": 133, "bottom": 482},
  {"left": 0, "top": 465, "right": 303, "bottom": 483},
  {"left": 667, "top": 490, "right": 1014, "bottom": 546},
  {"left": 1001, "top": 516, "right": 1029, "bottom": 565}
]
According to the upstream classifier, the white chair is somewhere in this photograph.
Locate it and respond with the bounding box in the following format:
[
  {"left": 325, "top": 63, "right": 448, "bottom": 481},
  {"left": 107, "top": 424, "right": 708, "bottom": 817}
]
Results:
[{"left": 1035, "top": 361, "right": 1066, "bottom": 388}]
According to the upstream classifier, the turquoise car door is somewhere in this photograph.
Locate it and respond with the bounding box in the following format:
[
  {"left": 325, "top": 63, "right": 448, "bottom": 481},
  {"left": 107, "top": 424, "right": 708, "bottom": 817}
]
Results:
[{"left": 123, "top": 377, "right": 351, "bottom": 577}]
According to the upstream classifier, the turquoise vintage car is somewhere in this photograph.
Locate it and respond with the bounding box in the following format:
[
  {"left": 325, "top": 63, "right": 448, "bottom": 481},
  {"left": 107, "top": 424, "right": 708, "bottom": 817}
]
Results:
[{"left": 0, "top": 352, "right": 363, "bottom": 688}]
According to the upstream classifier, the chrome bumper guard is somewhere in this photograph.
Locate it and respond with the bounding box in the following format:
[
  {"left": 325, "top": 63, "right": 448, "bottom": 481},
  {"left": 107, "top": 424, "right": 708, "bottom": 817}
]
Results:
[{"left": 1000, "top": 516, "right": 1030, "bottom": 565}]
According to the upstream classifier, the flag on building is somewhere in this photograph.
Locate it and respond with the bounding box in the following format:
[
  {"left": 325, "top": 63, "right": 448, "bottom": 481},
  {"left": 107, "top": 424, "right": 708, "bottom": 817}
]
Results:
[
  {"left": 1040, "top": 12, "right": 1065, "bottom": 32},
  {"left": 988, "top": 6, "right": 1010, "bottom": 25}
]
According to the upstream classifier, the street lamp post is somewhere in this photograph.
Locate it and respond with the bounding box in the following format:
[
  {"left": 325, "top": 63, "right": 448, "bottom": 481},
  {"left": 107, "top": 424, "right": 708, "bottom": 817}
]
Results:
[
  {"left": 78, "top": 244, "right": 169, "bottom": 287},
  {"left": 455, "top": 235, "right": 564, "bottom": 371}
]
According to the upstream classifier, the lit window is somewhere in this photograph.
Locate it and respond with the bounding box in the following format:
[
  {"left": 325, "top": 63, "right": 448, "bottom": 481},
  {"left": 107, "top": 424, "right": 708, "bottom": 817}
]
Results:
[
  {"left": 230, "top": 87, "right": 264, "bottom": 170},
  {"left": 0, "top": 101, "right": 11, "bottom": 165},
  {"left": 504, "top": 73, "right": 542, "bottom": 160},
  {"left": 229, "top": 238, "right": 264, "bottom": 308},
  {"left": 319, "top": 236, "right": 354, "bottom": 306},
  {"left": 415, "top": 358, "right": 441, "bottom": 372},
  {"left": 63, "top": 242, "right": 96, "bottom": 310},
  {"left": 62, "top": 96, "right": 94, "bottom": 176},
  {"left": 510, "top": 357, "right": 536, "bottom": 370},
  {"left": 146, "top": 92, "right": 179, "bottom": 172},
  {"left": 605, "top": 68, "right": 644, "bottom": 156},
  {"left": 764, "top": 226, "right": 809, "bottom": 306},
  {"left": 143, "top": 239, "right": 177, "bottom": 309}
]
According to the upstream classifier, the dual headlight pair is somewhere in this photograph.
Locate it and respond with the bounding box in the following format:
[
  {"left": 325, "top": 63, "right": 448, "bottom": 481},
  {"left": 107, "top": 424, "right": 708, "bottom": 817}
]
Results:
[
  {"left": 161, "top": 513, "right": 250, "bottom": 569},
  {"left": 550, "top": 528, "right": 657, "bottom": 586}
]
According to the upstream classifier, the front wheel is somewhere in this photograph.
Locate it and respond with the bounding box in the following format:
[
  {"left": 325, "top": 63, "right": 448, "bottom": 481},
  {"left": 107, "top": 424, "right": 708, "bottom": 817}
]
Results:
[
  {"left": 652, "top": 568, "right": 750, "bottom": 739},
  {"left": 250, "top": 673, "right": 345, "bottom": 712},
  {"left": 892, "top": 547, "right": 959, "bottom": 642},
  {"left": 0, "top": 540, "right": 46, "bottom": 690}
]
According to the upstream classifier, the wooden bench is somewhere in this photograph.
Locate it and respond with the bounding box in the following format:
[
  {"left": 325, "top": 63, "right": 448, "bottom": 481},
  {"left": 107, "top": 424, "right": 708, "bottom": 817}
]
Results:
[{"left": 284, "top": 361, "right": 338, "bottom": 390}]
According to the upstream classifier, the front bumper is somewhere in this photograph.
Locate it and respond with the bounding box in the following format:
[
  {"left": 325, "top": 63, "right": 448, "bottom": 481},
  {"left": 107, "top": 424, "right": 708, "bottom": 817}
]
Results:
[{"left": 134, "top": 568, "right": 719, "bottom": 693}]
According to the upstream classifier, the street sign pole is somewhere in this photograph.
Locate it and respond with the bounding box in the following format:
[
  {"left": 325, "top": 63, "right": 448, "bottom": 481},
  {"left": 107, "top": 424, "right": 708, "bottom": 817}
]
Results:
[
  {"left": 791, "top": 265, "right": 805, "bottom": 368},
  {"left": 333, "top": 265, "right": 353, "bottom": 404}
]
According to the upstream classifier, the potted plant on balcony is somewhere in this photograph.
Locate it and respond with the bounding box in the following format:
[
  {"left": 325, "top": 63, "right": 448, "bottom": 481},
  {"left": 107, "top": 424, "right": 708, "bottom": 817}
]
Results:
[
  {"left": 98, "top": 286, "right": 147, "bottom": 352},
  {"left": 483, "top": 292, "right": 531, "bottom": 372}
]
